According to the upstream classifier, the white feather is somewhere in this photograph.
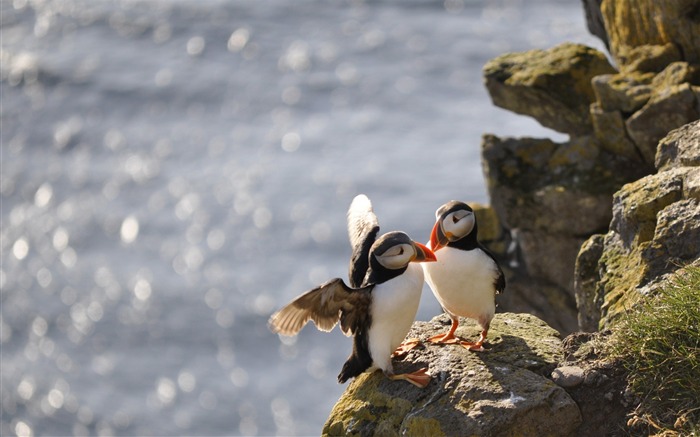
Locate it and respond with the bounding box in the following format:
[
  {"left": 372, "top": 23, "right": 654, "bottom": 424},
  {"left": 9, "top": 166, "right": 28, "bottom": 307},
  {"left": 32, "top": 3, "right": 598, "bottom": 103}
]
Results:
[
  {"left": 367, "top": 263, "right": 424, "bottom": 373},
  {"left": 422, "top": 246, "right": 497, "bottom": 328},
  {"left": 347, "top": 194, "right": 379, "bottom": 251}
]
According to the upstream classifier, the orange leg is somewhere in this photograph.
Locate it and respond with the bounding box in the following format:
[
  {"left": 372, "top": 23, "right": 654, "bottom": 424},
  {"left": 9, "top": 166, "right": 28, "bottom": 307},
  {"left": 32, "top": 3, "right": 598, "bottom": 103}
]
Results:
[
  {"left": 391, "top": 338, "right": 421, "bottom": 357},
  {"left": 387, "top": 367, "right": 431, "bottom": 388},
  {"left": 427, "top": 317, "right": 461, "bottom": 344},
  {"left": 460, "top": 328, "right": 488, "bottom": 352}
]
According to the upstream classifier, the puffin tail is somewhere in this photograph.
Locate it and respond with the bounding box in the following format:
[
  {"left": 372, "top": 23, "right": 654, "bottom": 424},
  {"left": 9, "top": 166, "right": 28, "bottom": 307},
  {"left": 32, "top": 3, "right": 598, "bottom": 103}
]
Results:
[{"left": 338, "top": 334, "right": 372, "bottom": 383}]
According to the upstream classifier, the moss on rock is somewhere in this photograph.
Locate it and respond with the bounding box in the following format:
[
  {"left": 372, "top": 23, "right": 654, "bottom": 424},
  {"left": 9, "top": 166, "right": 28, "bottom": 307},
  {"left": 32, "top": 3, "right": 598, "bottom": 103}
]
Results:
[
  {"left": 574, "top": 121, "right": 700, "bottom": 330},
  {"left": 322, "top": 313, "right": 581, "bottom": 436},
  {"left": 483, "top": 42, "right": 615, "bottom": 135}
]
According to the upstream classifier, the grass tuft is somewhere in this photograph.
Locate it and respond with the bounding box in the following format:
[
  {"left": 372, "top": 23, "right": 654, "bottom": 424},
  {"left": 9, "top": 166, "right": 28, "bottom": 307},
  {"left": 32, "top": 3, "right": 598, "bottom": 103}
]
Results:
[{"left": 605, "top": 264, "right": 700, "bottom": 434}]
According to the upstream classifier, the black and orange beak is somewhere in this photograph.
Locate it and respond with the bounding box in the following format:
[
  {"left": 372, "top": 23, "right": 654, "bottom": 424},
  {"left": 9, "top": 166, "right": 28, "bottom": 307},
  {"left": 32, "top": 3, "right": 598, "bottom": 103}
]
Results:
[
  {"left": 412, "top": 241, "right": 437, "bottom": 262},
  {"left": 429, "top": 220, "right": 450, "bottom": 252}
]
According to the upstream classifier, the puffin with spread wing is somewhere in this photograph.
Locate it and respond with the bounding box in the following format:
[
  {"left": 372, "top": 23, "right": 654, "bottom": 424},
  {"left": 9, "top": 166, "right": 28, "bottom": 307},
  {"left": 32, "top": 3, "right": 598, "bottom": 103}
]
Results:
[{"left": 269, "top": 195, "right": 436, "bottom": 387}]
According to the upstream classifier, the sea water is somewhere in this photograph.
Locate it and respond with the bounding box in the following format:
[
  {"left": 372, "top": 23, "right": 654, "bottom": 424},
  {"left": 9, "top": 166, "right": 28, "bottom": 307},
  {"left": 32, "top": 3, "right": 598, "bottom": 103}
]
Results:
[{"left": 1, "top": 0, "right": 603, "bottom": 435}]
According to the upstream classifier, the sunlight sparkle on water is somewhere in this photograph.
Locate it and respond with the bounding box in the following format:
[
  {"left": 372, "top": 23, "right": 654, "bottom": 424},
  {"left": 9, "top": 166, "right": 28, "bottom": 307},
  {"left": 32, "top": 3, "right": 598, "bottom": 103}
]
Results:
[
  {"left": 13, "top": 237, "right": 29, "bottom": 260},
  {"left": 120, "top": 216, "right": 139, "bottom": 243}
]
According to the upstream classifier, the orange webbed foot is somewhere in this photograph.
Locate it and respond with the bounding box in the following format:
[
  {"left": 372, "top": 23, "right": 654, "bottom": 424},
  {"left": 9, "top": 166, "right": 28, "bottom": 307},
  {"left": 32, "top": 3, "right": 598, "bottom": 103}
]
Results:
[
  {"left": 388, "top": 367, "right": 431, "bottom": 388},
  {"left": 391, "top": 338, "right": 421, "bottom": 357}
]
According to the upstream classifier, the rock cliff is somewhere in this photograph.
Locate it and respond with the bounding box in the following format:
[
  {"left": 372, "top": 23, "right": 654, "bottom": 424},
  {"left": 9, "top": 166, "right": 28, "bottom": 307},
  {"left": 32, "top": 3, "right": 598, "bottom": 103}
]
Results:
[
  {"left": 575, "top": 120, "right": 700, "bottom": 330},
  {"left": 477, "top": 1, "right": 700, "bottom": 334}
]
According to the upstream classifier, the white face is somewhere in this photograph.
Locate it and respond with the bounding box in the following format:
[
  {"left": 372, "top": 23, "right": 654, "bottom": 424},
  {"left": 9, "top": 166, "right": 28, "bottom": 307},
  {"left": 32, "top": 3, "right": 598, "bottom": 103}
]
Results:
[
  {"left": 442, "top": 210, "right": 474, "bottom": 241},
  {"left": 375, "top": 243, "right": 416, "bottom": 270}
]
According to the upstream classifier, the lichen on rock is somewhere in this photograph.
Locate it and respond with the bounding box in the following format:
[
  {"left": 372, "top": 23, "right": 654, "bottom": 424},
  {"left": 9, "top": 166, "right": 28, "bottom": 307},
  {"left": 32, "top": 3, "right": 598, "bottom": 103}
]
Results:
[
  {"left": 574, "top": 120, "right": 700, "bottom": 329},
  {"left": 322, "top": 313, "right": 581, "bottom": 437},
  {"left": 483, "top": 42, "right": 615, "bottom": 135}
]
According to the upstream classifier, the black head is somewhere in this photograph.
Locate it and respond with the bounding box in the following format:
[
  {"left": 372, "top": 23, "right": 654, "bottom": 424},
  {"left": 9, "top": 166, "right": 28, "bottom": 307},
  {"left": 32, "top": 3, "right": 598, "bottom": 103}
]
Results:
[
  {"left": 364, "top": 231, "right": 436, "bottom": 285},
  {"left": 430, "top": 201, "right": 478, "bottom": 251}
]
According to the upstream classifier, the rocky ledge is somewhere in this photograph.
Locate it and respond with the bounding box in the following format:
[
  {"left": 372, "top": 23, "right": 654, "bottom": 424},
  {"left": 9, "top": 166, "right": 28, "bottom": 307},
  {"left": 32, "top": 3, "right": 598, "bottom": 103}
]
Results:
[
  {"left": 322, "top": 313, "right": 641, "bottom": 436},
  {"left": 323, "top": 313, "right": 580, "bottom": 437}
]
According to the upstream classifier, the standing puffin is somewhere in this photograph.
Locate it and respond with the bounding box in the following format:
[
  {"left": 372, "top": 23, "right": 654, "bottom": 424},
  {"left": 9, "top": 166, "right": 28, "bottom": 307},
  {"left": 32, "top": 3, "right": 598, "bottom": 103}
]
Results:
[
  {"left": 422, "top": 201, "right": 505, "bottom": 351},
  {"left": 269, "top": 195, "right": 436, "bottom": 388}
]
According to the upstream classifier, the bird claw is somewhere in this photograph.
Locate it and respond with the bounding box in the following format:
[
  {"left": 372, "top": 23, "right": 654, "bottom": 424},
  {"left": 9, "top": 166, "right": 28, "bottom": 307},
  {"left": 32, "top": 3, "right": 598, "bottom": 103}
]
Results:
[
  {"left": 391, "top": 338, "right": 422, "bottom": 357},
  {"left": 460, "top": 341, "right": 485, "bottom": 352},
  {"left": 388, "top": 367, "right": 431, "bottom": 388},
  {"left": 427, "top": 332, "right": 460, "bottom": 345}
]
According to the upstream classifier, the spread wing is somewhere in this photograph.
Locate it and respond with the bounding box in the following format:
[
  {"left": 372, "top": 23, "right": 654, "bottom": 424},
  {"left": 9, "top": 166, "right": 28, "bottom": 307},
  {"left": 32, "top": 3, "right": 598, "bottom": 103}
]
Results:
[
  {"left": 268, "top": 278, "right": 373, "bottom": 337},
  {"left": 347, "top": 194, "right": 380, "bottom": 288}
]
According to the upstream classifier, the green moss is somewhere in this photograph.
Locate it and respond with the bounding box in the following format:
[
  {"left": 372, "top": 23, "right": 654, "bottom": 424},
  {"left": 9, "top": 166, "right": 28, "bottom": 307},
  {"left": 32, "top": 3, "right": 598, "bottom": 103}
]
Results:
[
  {"left": 323, "top": 372, "right": 416, "bottom": 436},
  {"left": 598, "top": 244, "right": 645, "bottom": 327},
  {"left": 401, "top": 417, "right": 446, "bottom": 437},
  {"left": 605, "top": 264, "right": 700, "bottom": 434}
]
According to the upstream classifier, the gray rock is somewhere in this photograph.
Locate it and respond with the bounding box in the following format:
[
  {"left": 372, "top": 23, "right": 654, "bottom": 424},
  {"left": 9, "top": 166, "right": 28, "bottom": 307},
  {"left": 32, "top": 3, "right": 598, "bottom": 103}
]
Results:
[
  {"left": 518, "top": 231, "right": 586, "bottom": 292},
  {"left": 617, "top": 43, "right": 682, "bottom": 74},
  {"left": 323, "top": 313, "right": 582, "bottom": 437},
  {"left": 574, "top": 234, "right": 605, "bottom": 332},
  {"left": 651, "top": 62, "right": 700, "bottom": 90},
  {"left": 482, "top": 134, "right": 645, "bottom": 235},
  {"left": 589, "top": 103, "right": 644, "bottom": 162},
  {"left": 574, "top": 120, "right": 700, "bottom": 328},
  {"left": 551, "top": 366, "right": 585, "bottom": 388},
  {"left": 598, "top": 0, "right": 700, "bottom": 66},
  {"left": 626, "top": 83, "right": 700, "bottom": 165},
  {"left": 655, "top": 119, "right": 700, "bottom": 171},
  {"left": 642, "top": 199, "right": 700, "bottom": 276},
  {"left": 591, "top": 72, "right": 653, "bottom": 113},
  {"left": 609, "top": 169, "right": 685, "bottom": 249},
  {"left": 483, "top": 42, "right": 615, "bottom": 135}
]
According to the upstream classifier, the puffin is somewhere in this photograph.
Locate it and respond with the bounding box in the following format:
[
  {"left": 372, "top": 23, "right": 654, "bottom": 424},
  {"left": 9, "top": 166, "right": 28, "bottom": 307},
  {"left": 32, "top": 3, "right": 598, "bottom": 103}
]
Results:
[
  {"left": 422, "top": 201, "right": 505, "bottom": 351},
  {"left": 269, "top": 194, "right": 436, "bottom": 388}
]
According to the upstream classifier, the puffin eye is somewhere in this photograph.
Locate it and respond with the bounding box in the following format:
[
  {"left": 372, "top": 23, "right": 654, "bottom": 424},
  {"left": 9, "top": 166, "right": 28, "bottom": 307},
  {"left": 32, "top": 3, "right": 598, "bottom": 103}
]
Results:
[{"left": 449, "top": 210, "right": 470, "bottom": 223}]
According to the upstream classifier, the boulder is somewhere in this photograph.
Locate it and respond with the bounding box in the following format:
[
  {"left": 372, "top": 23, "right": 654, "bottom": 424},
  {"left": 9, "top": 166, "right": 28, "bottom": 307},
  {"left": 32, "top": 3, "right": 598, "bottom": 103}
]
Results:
[
  {"left": 609, "top": 169, "right": 685, "bottom": 249},
  {"left": 323, "top": 313, "right": 582, "bottom": 437},
  {"left": 590, "top": 72, "right": 654, "bottom": 113},
  {"left": 573, "top": 235, "right": 605, "bottom": 332},
  {"left": 617, "top": 43, "right": 682, "bottom": 74},
  {"left": 574, "top": 120, "right": 700, "bottom": 329},
  {"left": 589, "top": 103, "right": 642, "bottom": 162},
  {"left": 482, "top": 134, "right": 645, "bottom": 235},
  {"left": 593, "top": 0, "right": 700, "bottom": 66},
  {"left": 480, "top": 3, "right": 699, "bottom": 334},
  {"left": 626, "top": 83, "right": 700, "bottom": 165},
  {"left": 483, "top": 43, "right": 615, "bottom": 135},
  {"left": 655, "top": 119, "right": 700, "bottom": 170}
]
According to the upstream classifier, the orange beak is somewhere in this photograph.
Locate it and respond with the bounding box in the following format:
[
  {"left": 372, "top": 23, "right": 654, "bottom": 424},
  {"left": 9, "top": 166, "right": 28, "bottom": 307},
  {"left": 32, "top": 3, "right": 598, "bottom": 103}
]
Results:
[
  {"left": 412, "top": 241, "right": 437, "bottom": 262},
  {"left": 429, "top": 221, "right": 450, "bottom": 252}
]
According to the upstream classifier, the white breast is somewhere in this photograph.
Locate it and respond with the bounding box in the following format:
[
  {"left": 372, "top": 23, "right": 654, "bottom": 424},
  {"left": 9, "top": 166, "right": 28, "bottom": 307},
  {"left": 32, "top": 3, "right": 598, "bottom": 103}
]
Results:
[
  {"left": 367, "top": 263, "right": 424, "bottom": 373},
  {"left": 422, "top": 247, "right": 497, "bottom": 326}
]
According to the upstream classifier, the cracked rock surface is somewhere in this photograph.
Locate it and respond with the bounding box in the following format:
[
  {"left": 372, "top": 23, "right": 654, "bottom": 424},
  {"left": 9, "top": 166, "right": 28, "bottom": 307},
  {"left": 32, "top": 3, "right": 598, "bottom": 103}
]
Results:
[{"left": 322, "top": 313, "right": 581, "bottom": 437}]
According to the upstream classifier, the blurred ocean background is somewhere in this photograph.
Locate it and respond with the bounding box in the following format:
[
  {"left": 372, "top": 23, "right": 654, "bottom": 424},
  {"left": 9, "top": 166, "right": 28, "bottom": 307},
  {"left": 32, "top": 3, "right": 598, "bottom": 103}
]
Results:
[{"left": 1, "top": 0, "right": 603, "bottom": 435}]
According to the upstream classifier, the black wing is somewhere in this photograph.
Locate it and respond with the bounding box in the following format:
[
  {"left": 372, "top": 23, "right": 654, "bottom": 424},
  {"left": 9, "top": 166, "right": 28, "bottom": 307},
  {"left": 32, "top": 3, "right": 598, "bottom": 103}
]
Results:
[
  {"left": 479, "top": 242, "right": 506, "bottom": 294},
  {"left": 268, "top": 278, "right": 373, "bottom": 337},
  {"left": 346, "top": 194, "right": 380, "bottom": 288}
]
